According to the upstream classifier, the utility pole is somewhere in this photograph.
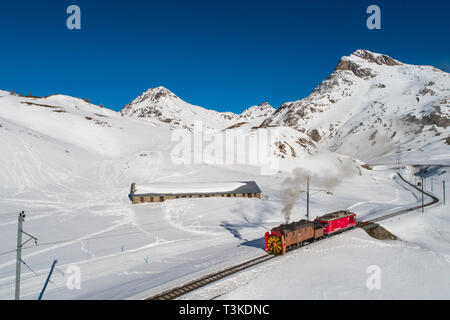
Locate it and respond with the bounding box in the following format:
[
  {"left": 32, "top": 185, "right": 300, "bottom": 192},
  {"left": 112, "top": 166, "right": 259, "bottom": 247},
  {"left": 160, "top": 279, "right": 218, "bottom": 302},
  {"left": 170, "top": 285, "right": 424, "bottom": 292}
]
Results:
[
  {"left": 431, "top": 177, "right": 434, "bottom": 193},
  {"left": 444, "top": 181, "right": 446, "bottom": 205},
  {"left": 15, "top": 212, "right": 25, "bottom": 300},
  {"left": 306, "top": 177, "right": 310, "bottom": 221},
  {"left": 15, "top": 212, "right": 38, "bottom": 300},
  {"left": 421, "top": 177, "right": 424, "bottom": 213},
  {"left": 396, "top": 145, "right": 401, "bottom": 170}
]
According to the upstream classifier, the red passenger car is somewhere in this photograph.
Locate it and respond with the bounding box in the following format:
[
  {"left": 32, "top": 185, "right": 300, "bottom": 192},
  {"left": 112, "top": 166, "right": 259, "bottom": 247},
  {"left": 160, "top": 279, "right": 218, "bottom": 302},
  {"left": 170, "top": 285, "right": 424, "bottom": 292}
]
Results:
[{"left": 314, "top": 210, "right": 356, "bottom": 235}]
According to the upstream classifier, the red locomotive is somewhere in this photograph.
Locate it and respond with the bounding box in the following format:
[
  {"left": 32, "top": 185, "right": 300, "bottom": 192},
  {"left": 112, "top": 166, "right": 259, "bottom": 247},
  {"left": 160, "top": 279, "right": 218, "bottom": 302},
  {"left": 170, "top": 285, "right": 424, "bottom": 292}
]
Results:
[
  {"left": 265, "top": 210, "right": 356, "bottom": 255},
  {"left": 314, "top": 210, "right": 356, "bottom": 234}
]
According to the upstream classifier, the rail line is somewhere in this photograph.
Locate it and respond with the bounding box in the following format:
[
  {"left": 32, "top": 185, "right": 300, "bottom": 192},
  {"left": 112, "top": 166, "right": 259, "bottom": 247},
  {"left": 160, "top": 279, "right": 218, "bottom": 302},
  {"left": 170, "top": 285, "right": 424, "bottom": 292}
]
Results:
[
  {"left": 146, "top": 254, "right": 275, "bottom": 300},
  {"left": 146, "top": 172, "right": 440, "bottom": 300},
  {"left": 357, "top": 173, "right": 439, "bottom": 228}
]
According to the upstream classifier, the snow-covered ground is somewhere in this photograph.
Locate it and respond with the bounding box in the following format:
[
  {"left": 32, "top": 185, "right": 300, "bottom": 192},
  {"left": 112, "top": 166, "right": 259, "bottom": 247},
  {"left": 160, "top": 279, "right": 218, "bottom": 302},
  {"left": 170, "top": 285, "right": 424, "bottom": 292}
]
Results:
[
  {"left": 0, "top": 155, "right": 422, "bottom": 300},
  {"left": 183, "top": 170, "right": 450, "bottom": 300},
  {"left": 1, "top": 92, "right": 444, "bottom": 300}
]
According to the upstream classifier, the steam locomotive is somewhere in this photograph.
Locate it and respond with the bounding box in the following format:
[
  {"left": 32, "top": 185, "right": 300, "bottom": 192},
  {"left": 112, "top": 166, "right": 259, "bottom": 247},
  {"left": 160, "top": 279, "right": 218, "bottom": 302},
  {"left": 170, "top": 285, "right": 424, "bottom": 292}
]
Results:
[{"left": 265, "top": 210, "right": 357, "bottom": 255}]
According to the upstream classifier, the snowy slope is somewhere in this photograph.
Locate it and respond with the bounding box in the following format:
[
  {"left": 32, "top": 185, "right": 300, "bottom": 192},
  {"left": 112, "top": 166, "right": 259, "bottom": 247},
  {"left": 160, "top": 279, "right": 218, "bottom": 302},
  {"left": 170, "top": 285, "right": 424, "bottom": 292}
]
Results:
[
  {"left": 262, "top": 50, "right": 450, "bottom": 164},
  {"left": 0, "top": 93, "right": 173, "bottom": 158}
]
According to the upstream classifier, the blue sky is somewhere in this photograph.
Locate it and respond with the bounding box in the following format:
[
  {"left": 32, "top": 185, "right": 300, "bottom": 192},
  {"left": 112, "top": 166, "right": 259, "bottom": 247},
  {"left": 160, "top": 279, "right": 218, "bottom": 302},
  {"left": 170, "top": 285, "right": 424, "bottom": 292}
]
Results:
[{"left": 0, "top": 0, "right": 449, "bottom": 113}]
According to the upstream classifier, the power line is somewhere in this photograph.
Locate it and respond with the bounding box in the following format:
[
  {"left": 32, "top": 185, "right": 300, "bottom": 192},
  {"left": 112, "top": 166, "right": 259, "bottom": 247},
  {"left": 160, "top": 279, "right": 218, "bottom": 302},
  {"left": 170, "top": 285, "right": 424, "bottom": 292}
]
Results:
[{"left": 0, "top": 248, "right": 18, "bottom": 256}]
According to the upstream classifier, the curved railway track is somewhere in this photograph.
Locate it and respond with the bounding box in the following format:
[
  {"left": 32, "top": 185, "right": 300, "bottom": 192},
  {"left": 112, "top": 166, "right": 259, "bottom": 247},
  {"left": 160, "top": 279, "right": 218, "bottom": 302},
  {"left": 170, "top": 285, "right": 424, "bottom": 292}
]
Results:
[
  {"left": 357, "top": 173, "right": 439, "bottom": 228},
  {"left": 146, "top": 172, "right": 440, "bottom": 300}
]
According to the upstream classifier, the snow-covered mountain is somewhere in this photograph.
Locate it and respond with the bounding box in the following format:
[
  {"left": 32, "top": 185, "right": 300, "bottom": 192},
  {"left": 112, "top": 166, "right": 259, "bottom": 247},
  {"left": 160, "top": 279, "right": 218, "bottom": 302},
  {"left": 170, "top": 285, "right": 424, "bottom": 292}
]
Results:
[
  {"left": 200, "top": 123, "right": 359, "bottom": 172},
  {"left": 119, "top": 51, "right": 449, "bottom": 164},
  {"left": 262, "top": 50, "right": 450, "bottom": 164},
  {"left": 2, "top": 49, "right": 448, "bottom": 167},
  {"left": 239, "top": 102, "right": 275, "bottom": 126},
  {"left": 0, "top": 89, "right": 330, "bottom": 174},
  {"left": 120, "top": 86, "right": 274, "bottom": 131}
]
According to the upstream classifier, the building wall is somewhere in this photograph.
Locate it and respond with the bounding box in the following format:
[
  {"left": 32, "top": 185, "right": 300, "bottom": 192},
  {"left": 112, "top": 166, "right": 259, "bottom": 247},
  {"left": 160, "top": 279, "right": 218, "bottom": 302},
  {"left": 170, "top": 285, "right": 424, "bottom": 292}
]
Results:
[{"left": 131, "top": 192, "right": 261, "bottom": 204}]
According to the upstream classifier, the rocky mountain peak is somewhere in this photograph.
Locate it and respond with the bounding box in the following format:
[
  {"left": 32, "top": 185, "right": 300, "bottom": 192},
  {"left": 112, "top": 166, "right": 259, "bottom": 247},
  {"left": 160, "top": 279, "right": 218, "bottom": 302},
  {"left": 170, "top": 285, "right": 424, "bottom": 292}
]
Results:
[
  {"left": 121, "top": 86, "right": 277, "bottom": 130},
  {"left": 351, "top": 49, "right": 400, "bottom": 66},
  {"left": 239, "top": 102, "right": 275, "bottom": 125},
  {"left": 120, "top": 86, "right": 185, "bottom": 120},
  {"left": 261, "top": 49, "right": 450, "bottom": 163},
  {"left": 334, "top": 50, "right": 401, "bottom": 80},
  {"left": 258, "top": 102, "right": 271, "bottom": 107},
  {"left": 132, "top": 86, "right": 179, "bottom": 105}
]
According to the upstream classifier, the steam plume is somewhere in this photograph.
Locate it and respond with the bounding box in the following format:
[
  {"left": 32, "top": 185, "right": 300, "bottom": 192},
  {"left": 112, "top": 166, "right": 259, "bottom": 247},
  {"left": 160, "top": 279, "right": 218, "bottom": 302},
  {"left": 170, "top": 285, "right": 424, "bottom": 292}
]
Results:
[{"left": 281, "top": 156, "right": 359, "bottom": 224}]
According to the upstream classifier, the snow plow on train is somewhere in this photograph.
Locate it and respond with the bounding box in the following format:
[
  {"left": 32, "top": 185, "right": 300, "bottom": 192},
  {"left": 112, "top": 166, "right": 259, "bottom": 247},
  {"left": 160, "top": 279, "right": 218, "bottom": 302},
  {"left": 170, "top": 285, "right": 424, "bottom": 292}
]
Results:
[{"left": 265, "top": 211, "right": 357, "bottom": 255}]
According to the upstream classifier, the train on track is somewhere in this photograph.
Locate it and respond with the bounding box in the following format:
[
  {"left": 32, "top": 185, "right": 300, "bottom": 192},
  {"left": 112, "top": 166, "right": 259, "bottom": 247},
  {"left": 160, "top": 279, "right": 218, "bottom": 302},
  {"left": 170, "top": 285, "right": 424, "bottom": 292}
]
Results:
[{"left": 265, "top": 210, "right": 357, "bottom": 255}]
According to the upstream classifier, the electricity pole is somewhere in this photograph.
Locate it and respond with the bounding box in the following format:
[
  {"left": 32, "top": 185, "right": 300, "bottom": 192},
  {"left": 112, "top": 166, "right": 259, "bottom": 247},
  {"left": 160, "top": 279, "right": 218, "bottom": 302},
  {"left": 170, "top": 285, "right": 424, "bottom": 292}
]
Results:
[
  {"left": 15, "top": 212, "right": 38, "bottom": 300},
  {"left": 306, "top": 177, "right": 310, "bottom": 221},
  {"left": 444, "top": 181, "right": 446, "bottom": 205},
  {"left": 396, "top": 145, "right": 401, "bottom": 170},
  {"left": 421, "top": 177, "right": 424, "bottom": 213},
  {"left": 431, "top": 177, "right": 434, "bottom": 193},
  {"left": 15, "top": 212, "right": 25, "bottom": 300}
]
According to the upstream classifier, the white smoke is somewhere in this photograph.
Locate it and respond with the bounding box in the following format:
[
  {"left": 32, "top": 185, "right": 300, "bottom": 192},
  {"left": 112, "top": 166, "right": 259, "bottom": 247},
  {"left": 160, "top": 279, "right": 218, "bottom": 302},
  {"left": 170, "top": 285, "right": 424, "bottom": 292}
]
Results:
[{"left": 281, "top": 155, "right": 360, "bottom": 224}]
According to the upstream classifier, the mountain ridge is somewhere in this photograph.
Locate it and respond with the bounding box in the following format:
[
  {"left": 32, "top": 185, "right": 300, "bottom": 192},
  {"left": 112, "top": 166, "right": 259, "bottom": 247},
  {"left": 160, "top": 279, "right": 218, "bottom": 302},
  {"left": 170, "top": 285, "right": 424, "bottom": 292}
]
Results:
[
  {"left": 2, "top": 49, "right": 449, "bottom": 164},
  {"left": 120, "top": 86, "right": 275, "bottom": 131},
  {"left": 261, "top": 49, "right": 450, "bottom": 163}
]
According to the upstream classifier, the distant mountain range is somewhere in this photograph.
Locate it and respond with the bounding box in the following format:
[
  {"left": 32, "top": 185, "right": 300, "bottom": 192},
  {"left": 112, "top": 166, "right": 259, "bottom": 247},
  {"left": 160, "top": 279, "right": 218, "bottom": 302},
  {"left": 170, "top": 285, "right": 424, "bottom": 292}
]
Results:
[
  {"left": 1, "top": 49, "right": 449, "bottom": 165},
  {"left": 120, "top": 86, "right": 275, "bottom": 131},
  {"left": 119, "top": 50, "right": 450, "bottom": 164}
]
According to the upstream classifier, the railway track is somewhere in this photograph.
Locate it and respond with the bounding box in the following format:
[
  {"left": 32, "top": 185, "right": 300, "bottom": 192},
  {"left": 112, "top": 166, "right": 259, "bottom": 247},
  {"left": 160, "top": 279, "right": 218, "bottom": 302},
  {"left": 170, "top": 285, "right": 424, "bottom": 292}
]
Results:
[
  {"left": 146, "top": 172, "right": 440, "bottom": 300},
  {"left": 357, "top": 173, "right": 439, "bottom": 228},
  {"left": 146, "top": 254, "right": 275, "bottom": 300}
]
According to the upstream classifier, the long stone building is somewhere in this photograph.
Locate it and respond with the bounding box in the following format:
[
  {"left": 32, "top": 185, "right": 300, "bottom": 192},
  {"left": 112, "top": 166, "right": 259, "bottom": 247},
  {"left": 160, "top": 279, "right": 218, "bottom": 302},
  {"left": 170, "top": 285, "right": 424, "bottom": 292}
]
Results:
[{"left": 130, "top": 181, "right": 262, "bottom": 204}]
